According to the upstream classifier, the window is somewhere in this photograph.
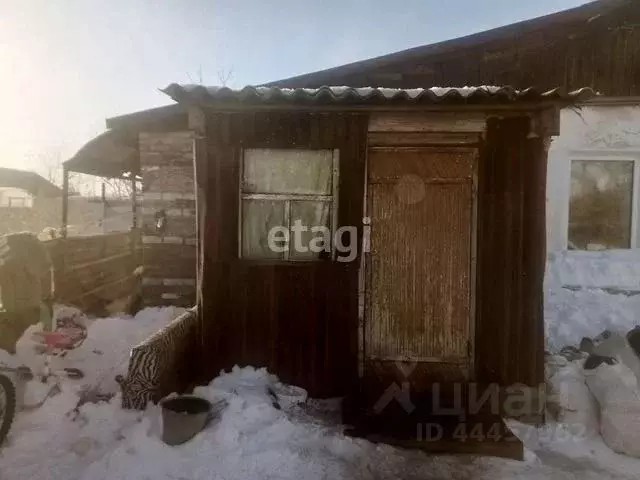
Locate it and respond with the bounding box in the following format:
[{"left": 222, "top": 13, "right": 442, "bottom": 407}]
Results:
[
  {"left": 239, "top": 149, "right": 339, "bottom": 260},
  {"left": 7, "top": 196, "right": 28, "bottom": 208},
  {"left": 568, "top": 159, "right": 638, "bottom": 250},
  {"left": 0, "top": 188, "right": 33, "bottom": 208}
]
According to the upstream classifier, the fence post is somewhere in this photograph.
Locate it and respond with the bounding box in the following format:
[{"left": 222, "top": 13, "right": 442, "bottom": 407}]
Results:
[
  {"left": 61, "top": 166, "right": 69, "bottom": 238},
  {"left": 131, "top": 176, "right": 138, "bottom": 230}
]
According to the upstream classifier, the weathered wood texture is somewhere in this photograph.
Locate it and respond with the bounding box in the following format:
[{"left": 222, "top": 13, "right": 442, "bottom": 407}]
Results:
[
  {"left": 369, "top": 113, "right": 486, "bottom": 133},
  {"left": 45, "top": 232, "right": 140, "bottom": 313},
  {"left": 274, "top": 1, "right": 640, "bottom": 97},
  {"left": 198, "top": 112, "right": 368, "bottom": 397},
  {"left": 365, "top": 148, "right": 475, "bottom": 395},
  {"left": 139, "top": 131, "right": 197, "bottom": 307},
  {"left": 141, "top": 243, "right": 197, "bottom": 307},
  {"left": 475, "top": 117, "right": 546, "bottom": 388}
]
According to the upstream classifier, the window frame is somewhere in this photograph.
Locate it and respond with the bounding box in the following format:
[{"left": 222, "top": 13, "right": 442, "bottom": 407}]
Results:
[
  {"left": 567, "top": 150, "right": 640, "bottom": 250},
  {"left": 238, "top": 148, "right": 340, "bottom": 262},
  {"left": 7, "top": 196, "right": 28, "bottom": 208}
]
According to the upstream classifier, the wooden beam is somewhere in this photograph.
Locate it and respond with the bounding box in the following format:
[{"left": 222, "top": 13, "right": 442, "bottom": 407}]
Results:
[
  {"left": 368, "top": 131, "right": 481, "bottom": 146},
  {"left": 369, "top": 112, "right": 487, "bottom": 133},
  {"left": 61, "top": 166, "right": 69, "bottom": 239},
  {"left": 193, "top": 102, "right": 570, "bottom": 114},
  {"left": 131, "top": 176, "right": 138, "bottom": 230},
  {"left": 534, "top": 107, "right": 561, "bottom": 137},
  {"left": 187, "top": 105, "right": 207, "bottom": 136},
  {"left": 101, "top": 182, "right": 107, "bottom": 235}
]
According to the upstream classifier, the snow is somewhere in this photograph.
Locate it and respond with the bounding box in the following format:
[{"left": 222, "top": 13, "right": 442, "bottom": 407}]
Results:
[
  {"left": 2, "top": 256, "right": 640, "bottom": 478},
  {"left": 545, "top": 250, "right": 640, "bottom": 351},
  {"left": 547, "top": 250, "right": 640, "bottom": 291},
  {"left": 0, "top": 305, "right": 183, "bottom": 409},
  {"left": 2, "top": 358, "right": 640, "bottom": 480}
]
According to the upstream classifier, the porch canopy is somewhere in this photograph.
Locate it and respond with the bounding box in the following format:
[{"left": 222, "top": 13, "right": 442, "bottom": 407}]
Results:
[
  {"left": 65, "top": 129, "right": 138, "bottom": 179},
  {"left": 60, "top": 104, "right": 188, "bottom": 236},
  {"left": 64, "top": 104, "right": 187, "bottom": 179}
]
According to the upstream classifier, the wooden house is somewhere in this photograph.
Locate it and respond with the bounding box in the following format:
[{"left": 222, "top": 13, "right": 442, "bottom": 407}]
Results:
[
  {"left": 162, "top": 84, "right": 591, "bottom": 431},
  {"left": 268, "top": 0, "right": 640, "bottom": 254}
]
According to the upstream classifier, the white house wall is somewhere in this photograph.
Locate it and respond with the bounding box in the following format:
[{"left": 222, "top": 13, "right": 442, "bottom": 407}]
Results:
[
  {"left": 0, "top": 187, "right": 34, "bottom": 207},
  {"left": 547, "top": 103, "right": 640, "bottom": 253}
]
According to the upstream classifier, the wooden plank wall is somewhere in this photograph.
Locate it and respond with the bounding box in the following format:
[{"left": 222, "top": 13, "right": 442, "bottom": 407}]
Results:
[
  {"left": 197, "top": 112, "right": 367, "bottom": 397},
  {"left": 139, "top": 132, "right": 197, "bottom": 307},
  {"left": 475, "top": 117, "right": 546, "bottom": 388},
  {"left": 45, "top": 232, "right": 140, "bottom": 313},
  {"left": 195, "top": 109, "right": 546, "bottom": 397},
  {"left": 364, "top": 112, "right": 546, "bottom": 391}
]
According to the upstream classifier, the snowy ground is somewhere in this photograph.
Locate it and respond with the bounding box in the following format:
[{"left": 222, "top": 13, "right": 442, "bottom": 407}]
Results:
[
  {"left": 3, "top": 357, "right": 640, "bottom": 480},
  {"left": 1, "top": 251, "right": 640, "bottom": 479},
  {"left": 545, "top": 250, "right": 640, "bottom": 351}
]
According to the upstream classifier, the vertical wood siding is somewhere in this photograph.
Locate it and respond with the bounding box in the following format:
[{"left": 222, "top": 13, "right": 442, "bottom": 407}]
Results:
[
  {"left": 475, "top": 117, "right": 546, "bottom": 387},
  {"left": 362, "top": 147, "right": 476, "bottom": 403},
  {"left": 366, "top": 149, "right": 474, "bottom": 370},
  {"left": 198, "top": 112, "right": 368, "bottom": 397},
  {"left": 195, "top": 109, "right": 547, "bottom": 399}
]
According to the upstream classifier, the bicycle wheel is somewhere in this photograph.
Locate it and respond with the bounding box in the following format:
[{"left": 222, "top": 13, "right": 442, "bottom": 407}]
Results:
[{"left": 0, "top": 373, "right": 16, "bottom": 446}]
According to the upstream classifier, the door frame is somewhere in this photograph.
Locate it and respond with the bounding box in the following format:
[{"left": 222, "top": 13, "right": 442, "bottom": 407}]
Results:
[{"left": 362, "top": 146, "right": 479, "bottom": 381}]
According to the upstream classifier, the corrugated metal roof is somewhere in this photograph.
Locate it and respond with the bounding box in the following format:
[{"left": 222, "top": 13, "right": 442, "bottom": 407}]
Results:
[
  {"left": 163, "top": 84, "right": 595, "bottom": 106},
  {"left": 65, "top": 130, "right": 138, "bottom": 179}
]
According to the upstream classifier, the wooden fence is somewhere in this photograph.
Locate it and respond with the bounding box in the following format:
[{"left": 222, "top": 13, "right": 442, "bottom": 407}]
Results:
[{"left": 45, "top": 232, "right": 141, "bottom": 313}]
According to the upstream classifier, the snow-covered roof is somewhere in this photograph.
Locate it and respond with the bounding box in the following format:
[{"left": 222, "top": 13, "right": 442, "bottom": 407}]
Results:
[{"left": 163, "top": 84, "right": 595, "bottom": 106}]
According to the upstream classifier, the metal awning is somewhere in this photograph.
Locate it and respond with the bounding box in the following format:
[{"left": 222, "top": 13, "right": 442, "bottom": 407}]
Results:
[{"left": 64, "top": 130, "right": 138, "bottom": 178}]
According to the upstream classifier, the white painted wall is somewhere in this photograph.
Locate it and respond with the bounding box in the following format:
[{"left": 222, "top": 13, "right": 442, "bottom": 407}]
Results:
[
  {"left": 546, "top": 103, "right": 640, "bottom": 253},
  {"left": 0, "top": 187, "right": 34, "bottom": 207}
]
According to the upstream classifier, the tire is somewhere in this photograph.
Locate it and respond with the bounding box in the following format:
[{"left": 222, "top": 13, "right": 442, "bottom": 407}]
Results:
[{"left": 0, "top": 374, "right": 16, "bottom": 446}]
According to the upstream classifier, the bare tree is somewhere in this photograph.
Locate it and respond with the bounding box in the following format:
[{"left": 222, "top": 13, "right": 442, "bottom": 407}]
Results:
[
  {"left": 187, "top": 65, "right": 204, "bottom": 85},
  {"left": 102, "top": 177, "right": 138, "bottom": 200},
  {"left": 34, "top": 150, "right": 64, "bottom": 187},
  {"left": 186, "top": 66, "right": 234, "bottom": 86},
  {"left": 217, "top": 68, "right": 233, "bottom": 87},
  {"left": 30, "top": 150, "right": 88, "bottom": 195}
]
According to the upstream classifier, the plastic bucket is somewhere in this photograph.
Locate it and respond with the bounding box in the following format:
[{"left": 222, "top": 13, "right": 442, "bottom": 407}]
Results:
[
  {"left": 273, "top": 384, "right": 308, "bottom": 410},
  {"left": 159, "top": 395, "right": 212, "bottom": 446}
]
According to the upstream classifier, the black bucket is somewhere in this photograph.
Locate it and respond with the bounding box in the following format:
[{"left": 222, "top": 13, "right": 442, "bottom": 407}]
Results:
[{"left": 159, "top": 395, "right": 212, "bottom": 446}]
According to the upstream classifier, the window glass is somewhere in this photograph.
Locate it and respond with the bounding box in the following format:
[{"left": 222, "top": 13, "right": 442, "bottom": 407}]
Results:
[
  {"left": 289, "top": 201, "right": 332, "bottom": 260},
  {"left": 240, "top": 149, "right": 337, "bottom": 261},
  {"left": 241, "top": 199, "right": 286, "bottom": 259},
  {"left": 243, "top": 149, "right": 333, "bottom": 195},
  {"left": 569, "top": 160, "right": 633, "bottom": 250}
]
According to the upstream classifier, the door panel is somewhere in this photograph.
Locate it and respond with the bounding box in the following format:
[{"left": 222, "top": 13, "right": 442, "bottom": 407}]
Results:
[{"left": 365, "top": 148, "right": 476, "bottom": 388}]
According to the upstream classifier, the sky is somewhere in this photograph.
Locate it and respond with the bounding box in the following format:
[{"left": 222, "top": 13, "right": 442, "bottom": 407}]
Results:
[{"left": 0, "top": 0, "right": 588, "bottom": 178}]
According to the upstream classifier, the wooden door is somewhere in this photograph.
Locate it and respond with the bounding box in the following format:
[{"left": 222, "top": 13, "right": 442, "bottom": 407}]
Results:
[{"left": 365, "top": 147, "right": 476, "bottom": 392}]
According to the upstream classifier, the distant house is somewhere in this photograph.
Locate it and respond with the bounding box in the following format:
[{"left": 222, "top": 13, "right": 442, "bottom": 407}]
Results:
[
  {"left": 268, "top": 0, "right": 640, "bottom": 253},
  {"left": 0, "top": 167, "right": 63, "bottom": 235},
  {"left": 0, "top": 167, "right": 62, "bottom": 208}
]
